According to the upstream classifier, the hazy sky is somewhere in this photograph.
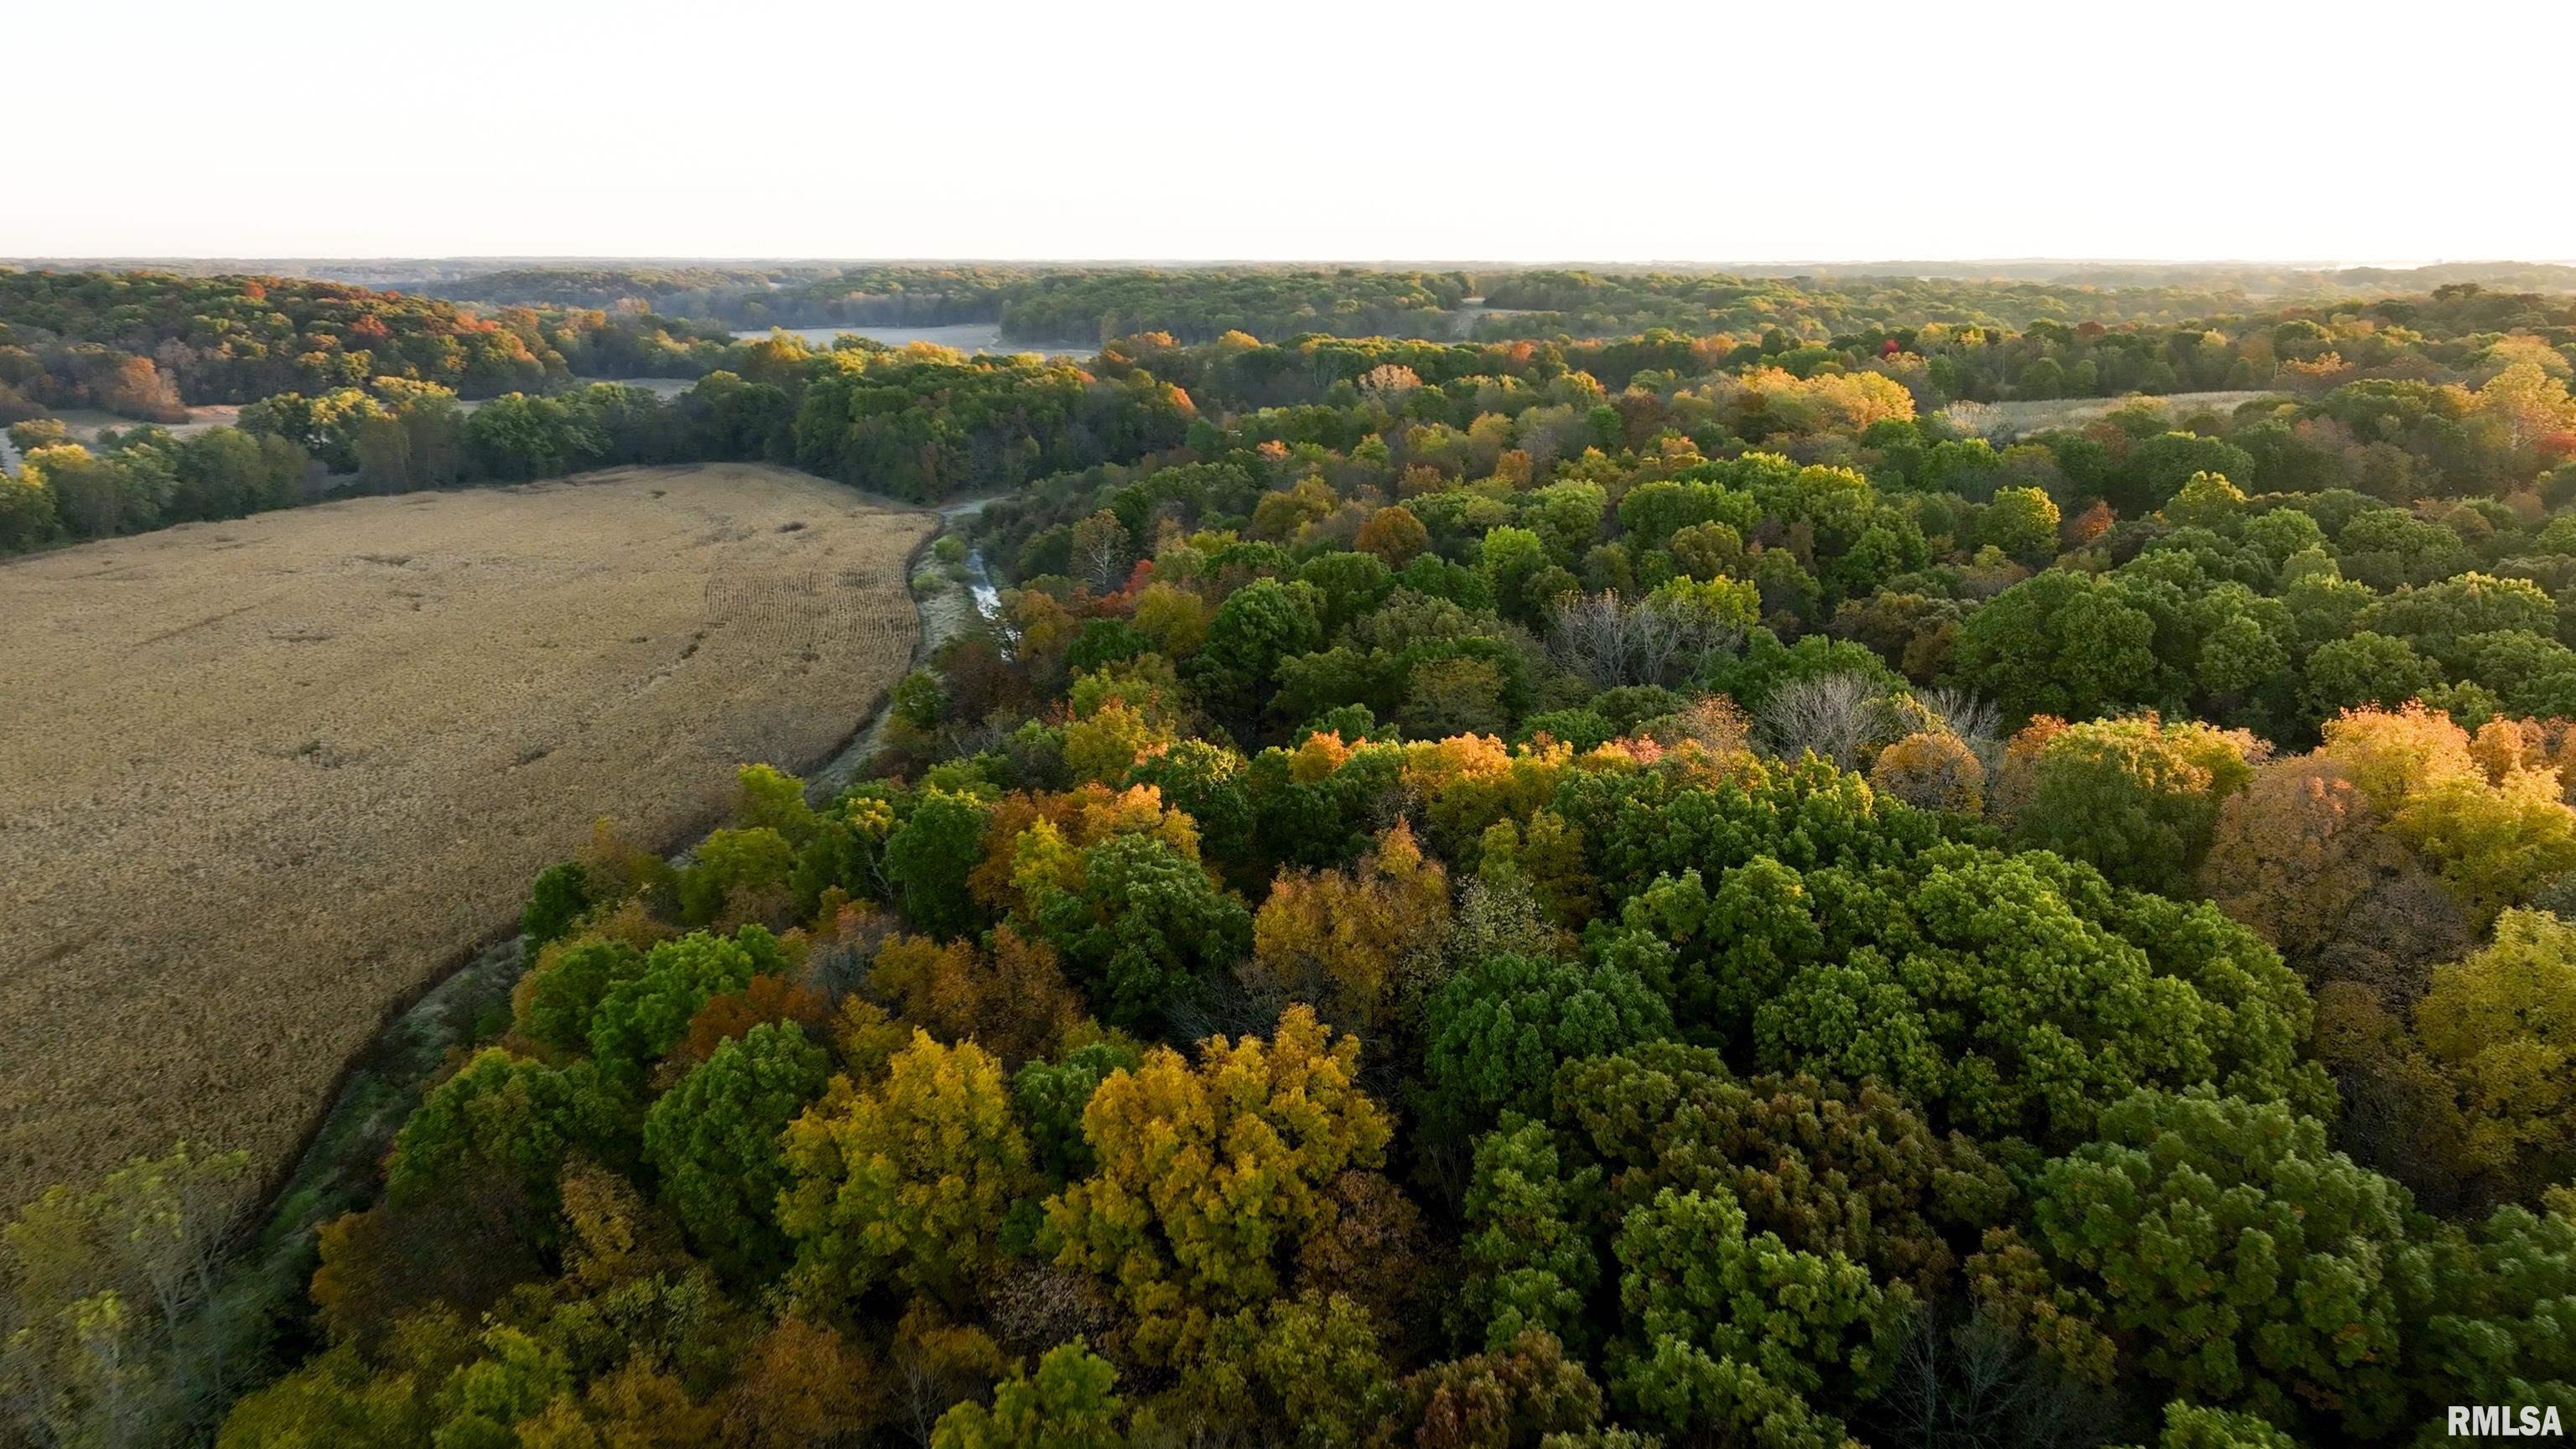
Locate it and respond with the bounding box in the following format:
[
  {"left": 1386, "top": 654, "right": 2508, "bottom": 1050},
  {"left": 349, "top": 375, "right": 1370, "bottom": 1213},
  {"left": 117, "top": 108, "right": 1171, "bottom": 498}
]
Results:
[{"left": 12, "top": 0, "right": 2571, "bottom": 262}]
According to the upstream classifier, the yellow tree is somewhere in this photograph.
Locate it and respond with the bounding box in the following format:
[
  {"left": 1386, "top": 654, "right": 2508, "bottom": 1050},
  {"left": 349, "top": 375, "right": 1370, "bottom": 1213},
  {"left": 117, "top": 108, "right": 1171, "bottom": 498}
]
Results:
[
  {"left": 2418, "top": 909, "right": 2576, "bottom": 1194},
  {"left": 868, "top": 927, "right": 1084, "bottom": 1069},
  {"left": 1244, "top": 821, "right": 1452, "bottom": 1031},
  {"left": 1130, "top": 582, "right": 1212, "bottom": 658},
  {"left": 1062, "top": 699, "right": 1172, "bottom": 786},
  {"left": 779, "top": 1031, "right": 1036, "bottom": 1311},
  {"left": 1869, "top": 731, "right": 1985, "bottom": 814},
  {"left": 2474, "top": 361, "right": 2576, "bottom": 455},
  {"left": 968, "top": 786, "right": 1201, "bottom": 921},
  {"left": 2320, "top": 704, "right": 2576, "bottom": 923},
  {"left": 1042, "top": 1006, "right": 1394, "bottom": 1365}
]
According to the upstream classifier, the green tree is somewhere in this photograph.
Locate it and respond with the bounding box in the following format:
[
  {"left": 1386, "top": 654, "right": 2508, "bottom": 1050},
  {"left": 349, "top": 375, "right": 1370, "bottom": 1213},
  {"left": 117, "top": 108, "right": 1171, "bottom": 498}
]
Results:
[
  {"left": 214, "top": 1342, "right": 423, "bottom": 1449},
  {"left": 1459, "top": 1115, "right": 1602, "bottom": 1352},
  {"left": 1550, "top": 1043, "right": 2007, "bottom": 1295},
  {"left": 1610, "top": 1185, "right": 1909, "bottom": 1449},
  {"left": 1013, "top": 1041, "right": 1146, "bottom": 1184},
  {"left": 587, "top": 927, "right": 781, "bottom": 1083},
  {"left": 2414, "top": 1190, "right": 2576, "bottom": 1421},
  {"left": 2111, "top": 434, "right": 2256, "bottom": 515},
  {"left": 1975, "top": 1089, "right": 2418, "bottom": 1437},
  {"left": 1168, "top": 1291, "right": 1396, "bottom": 1449},
  {"left": 1480, "top": 525, "right": 1554, "bottom": 624},
  {"left": 641, "top": 1021, "right": 831, "bottom": 1275},
  {"left": 885, "top": 788, "right": 994, "bottom": 938},
  {"left": 513, "top": 937, "right": 643, "bottom": 1057},
  {"left": 1193, "top": 578, "right": 1324, "bottom": 716},
  {"left": 387, "top": 1050, "right": 600, "bottom": 1213},
  {"left": 676, "top": 825, "right": 797, "bottom": 924},
  {"left": 931, "top": 1340, "right": 1128, "bottom": 1449},
  {"left": 1420, "top": 953, "right": 1671, "bottom": 1133},
  {"left": 1031, "top": 832, "right": 1251, "bottom": 1029},
  {"left": 2158, "top": 1400, "right": 2302, "bottom": 1449},
  {"left": 461, "top": 392, "right": 608, "bottom": 480},
  {"left": 2009, "top": 714, "right": 2259, "bottom": 896},
  {"left": 428, "top": 1324, "right": 569, "bottom": 1448},
  {"left": 1949, "top": 570, "right": 2168, "bottom": 722},
  {"left": 1594, "top": 844, "right": 2320, "bottom": 1146},
  {"left": 2301, "top": 632, "right": 2436, "bottom": 722},
  {"left": 1981, "top": 486, "right": 2060, "bottom": 564},
  {"left": 519, "top": 861, "right": 592, "bottom": 953},
  {"left": 2162, "top": 470, "right": 2248, "bottom": 531}
]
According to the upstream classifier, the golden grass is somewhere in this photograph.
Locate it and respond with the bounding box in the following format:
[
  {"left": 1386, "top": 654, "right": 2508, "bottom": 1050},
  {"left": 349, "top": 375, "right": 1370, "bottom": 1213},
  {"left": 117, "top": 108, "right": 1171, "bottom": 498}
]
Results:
[{"left": 0, "top": 463, "right": 932, "bottom": 1211}]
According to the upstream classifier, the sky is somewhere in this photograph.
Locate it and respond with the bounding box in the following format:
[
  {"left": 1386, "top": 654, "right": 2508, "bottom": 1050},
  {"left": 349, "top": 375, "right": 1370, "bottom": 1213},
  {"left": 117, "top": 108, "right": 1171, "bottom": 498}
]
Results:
[{"left": 11, "top": 0, "right": 2573, "bottom": 264}]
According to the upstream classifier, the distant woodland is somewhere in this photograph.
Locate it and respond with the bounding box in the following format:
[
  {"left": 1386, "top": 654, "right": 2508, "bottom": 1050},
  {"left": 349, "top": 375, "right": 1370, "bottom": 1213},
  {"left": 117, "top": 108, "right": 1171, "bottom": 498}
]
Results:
[{"left": 408, "top": 258, "right": 2576, "bottom": 344}]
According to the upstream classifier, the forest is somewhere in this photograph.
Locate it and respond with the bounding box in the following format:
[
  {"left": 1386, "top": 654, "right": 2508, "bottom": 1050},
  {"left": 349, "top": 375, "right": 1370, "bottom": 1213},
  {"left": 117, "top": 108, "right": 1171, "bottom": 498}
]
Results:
[
  {"left": 7, "top": 263, "right": 2576, "bottom": 1449},
  {"left": 0, "top": 270, "right": 740, "bottom": 423},
  {"left": 7, "top": 265, "right": 2569, "bottom": 558},
  {"left": 411, "top": 260, "right": 2576, "bottom": 347}
]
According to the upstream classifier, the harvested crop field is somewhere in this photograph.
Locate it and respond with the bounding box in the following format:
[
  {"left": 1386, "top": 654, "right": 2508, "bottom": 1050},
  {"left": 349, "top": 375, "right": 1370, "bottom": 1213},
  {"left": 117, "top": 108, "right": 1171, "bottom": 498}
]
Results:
[{"left": 0, "top": 463, "right": 932, "bottom": 1212}]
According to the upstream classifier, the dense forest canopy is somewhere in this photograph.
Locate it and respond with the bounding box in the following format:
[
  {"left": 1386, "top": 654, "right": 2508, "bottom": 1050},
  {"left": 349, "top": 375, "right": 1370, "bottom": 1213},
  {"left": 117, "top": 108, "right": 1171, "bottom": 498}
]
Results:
[
  {"left": 408, "top": 258, "right": 2576, "bottom": 340},
  {"left": 7, "top": 270, "right": 2570, "bottom": 559},
  {"left": 8, "top": 262, "right": 2576, "bottom": 1448},
  {"left": 6, "top": 263, "right": 2571, "bottom": 445},
  {"left": 0, "top": 270, "right": 738, "bottom": 421}
]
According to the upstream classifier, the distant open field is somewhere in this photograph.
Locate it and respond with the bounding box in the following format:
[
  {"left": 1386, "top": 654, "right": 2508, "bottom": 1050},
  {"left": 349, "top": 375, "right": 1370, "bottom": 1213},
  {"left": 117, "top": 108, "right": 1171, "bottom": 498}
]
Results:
[
  {"left": 732, "top": 320, "right": 1098, "bottom": 356},
  {"left": 33, "top": 380, "right": 693, "bottom": 443},
  {"left": 41, "top": 403, "right": 244, "bottom": 442},
  {"left": 1981, "top": 389, "right": 2281, "bottom": 434},
  {"left": 0, "top": 463, "right": 931, "bottom": 1210}
]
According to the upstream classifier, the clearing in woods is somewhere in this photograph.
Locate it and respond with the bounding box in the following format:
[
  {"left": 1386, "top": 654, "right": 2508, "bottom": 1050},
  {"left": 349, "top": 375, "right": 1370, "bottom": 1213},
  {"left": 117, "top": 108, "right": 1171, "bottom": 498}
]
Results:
[{"left": 0, "top": 462, "right": 932, "bottom": 1212}]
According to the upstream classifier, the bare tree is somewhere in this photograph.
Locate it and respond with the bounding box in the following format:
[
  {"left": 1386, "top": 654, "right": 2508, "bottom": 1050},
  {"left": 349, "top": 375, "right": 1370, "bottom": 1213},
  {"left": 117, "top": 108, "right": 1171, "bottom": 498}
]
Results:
[
  {"left": 1917, "top": 685, "right": 2006, "bottom": 777},
  {"left": 1940, "top": 399, "right": 2011, "bottom": 443},
  {"left": 1916, "top": 686, "right": 1999, "bottom": 747},
  {"left": 1872, "top": 1304, "right": 2132, "bottom": 1449},
  {"left": 1068, "top": 508, "right": 1131, "bottom": 594},
  {"left": 1546, "top": 589, "right": 1747, "bottom": 690},
  {"left": 1756, "top": 672, "right": 1891, "bottom": 772},
  {"left": 1545, "top": 589, "right": 1633, "bottom": 688}
]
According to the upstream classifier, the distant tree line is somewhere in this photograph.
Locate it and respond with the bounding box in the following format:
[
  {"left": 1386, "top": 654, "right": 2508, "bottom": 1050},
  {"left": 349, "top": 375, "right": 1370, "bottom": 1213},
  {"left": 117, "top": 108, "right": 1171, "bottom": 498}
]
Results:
[
  {"left": 0, "top": 335, "right": 1197, "bottom": 552},
  {"left": 0, "top": 271, "right": 748, "bottom": 425},
  {"left": 419, "top": 258, "right": 2576, "bottom": 351}
]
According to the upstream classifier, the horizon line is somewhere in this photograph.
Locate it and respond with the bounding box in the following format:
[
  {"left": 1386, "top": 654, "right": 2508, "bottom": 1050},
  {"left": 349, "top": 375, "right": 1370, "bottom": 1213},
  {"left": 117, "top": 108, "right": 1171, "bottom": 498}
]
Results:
[{"left": 8, "top": 255, "right": 2576, "bottom": 270}]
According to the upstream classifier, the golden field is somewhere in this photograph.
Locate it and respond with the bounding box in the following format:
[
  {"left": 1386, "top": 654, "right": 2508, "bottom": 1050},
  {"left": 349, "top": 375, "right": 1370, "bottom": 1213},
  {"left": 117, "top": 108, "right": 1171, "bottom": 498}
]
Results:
[{"left": 0, "top": 463, "right": 932, "bottom": 1210}]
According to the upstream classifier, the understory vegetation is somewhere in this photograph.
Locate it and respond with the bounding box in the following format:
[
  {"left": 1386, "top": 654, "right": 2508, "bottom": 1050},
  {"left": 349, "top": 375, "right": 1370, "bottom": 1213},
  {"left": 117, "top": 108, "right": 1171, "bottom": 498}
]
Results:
[{"left": 8, "top": 263, "right": 2576, "bottom": 1449}]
